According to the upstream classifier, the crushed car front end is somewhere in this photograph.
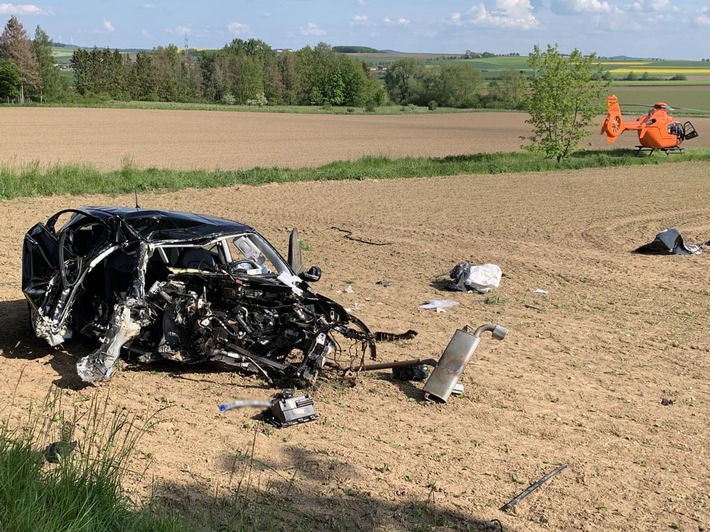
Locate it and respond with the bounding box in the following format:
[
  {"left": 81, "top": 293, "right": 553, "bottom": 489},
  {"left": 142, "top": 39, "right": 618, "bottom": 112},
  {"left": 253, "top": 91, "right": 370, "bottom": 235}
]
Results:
[{"left": 22, "top": 207, "right": 376, "bottom": 384}]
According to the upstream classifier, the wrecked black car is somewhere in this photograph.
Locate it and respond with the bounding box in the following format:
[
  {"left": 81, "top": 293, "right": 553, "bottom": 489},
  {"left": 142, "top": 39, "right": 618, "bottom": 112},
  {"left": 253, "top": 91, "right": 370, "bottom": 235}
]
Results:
[{"left": 22, "top": 207, "right": 377, "bottom": 384}]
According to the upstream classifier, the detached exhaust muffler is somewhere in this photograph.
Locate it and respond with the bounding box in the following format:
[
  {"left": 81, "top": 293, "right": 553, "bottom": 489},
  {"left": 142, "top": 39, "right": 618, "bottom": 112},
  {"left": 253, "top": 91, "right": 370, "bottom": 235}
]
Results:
[{"left": 422, "top": 323, "right": 507, "bottom": 403}]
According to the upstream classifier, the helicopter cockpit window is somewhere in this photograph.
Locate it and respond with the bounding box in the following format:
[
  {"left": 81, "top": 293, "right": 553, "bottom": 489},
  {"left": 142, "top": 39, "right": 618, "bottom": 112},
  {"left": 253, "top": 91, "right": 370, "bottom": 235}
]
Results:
[
  {"left": 668, "top": 122, "right": 684, "bottom": 140},
  {"left": 226, "top": 233, "right": 288, "bottom": 276}
]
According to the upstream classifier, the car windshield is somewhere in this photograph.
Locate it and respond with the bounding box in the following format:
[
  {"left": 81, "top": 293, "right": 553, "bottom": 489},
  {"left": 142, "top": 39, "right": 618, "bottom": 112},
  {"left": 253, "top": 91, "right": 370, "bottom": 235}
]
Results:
[{"left": 225, "top": 232, "right": 290, "bottom": 275}]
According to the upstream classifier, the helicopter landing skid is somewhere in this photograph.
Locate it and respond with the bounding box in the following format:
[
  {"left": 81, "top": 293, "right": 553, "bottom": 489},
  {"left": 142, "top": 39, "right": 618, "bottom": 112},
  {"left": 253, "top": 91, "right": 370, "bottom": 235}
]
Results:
[{"left": 634, "top": 145, "right": 684, "bottom": 157}]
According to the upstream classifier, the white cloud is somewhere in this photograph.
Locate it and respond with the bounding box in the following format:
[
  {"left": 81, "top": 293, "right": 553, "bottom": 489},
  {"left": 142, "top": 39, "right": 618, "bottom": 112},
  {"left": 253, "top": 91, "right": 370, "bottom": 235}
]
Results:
[
  {"left": 627, "top": 0, "right": 676, "bottom": 11},
  {"left": 352, "top": 14, "right": 368, "bottom": 25},
  {"left": 383, "top": 17, "right": 410, "bottom": 25},
  {"left": 551, "top": 0, "right": 621, "bottom": 15},
  {"left": 573, "top": 0, "right": 613, "bottom": 12},
  {"left": 694, "top": 6, "right": 710, "bottom": 26},
  {"left": 165, "top": 25, "right": 191, "bottom": 35},
  {"left": 141, "top": 28, "right": 151, "bottom": 37},
  {"left": 103, "top": 19, "right": 116, "bottom": 32},
  {"left": 300, "top": 22, "right": 326, "bottom": 36},
  {"left": 452, "top": 0, "right": 539, "bottom": 30},
  {"left": 0, "top": 3, "right": 49, "bottom": 15},
  {"left": 227, "top": 22, "right": 250, "bottom": 35},
  {"left": 356, "top": 0, "right": 365, "bottom": 5},
  {"left": 625, "top": 0, "right": 677, "bottom": 23},
  {"left": 141, "top": 3, "right": 156, "bottom": 8}
]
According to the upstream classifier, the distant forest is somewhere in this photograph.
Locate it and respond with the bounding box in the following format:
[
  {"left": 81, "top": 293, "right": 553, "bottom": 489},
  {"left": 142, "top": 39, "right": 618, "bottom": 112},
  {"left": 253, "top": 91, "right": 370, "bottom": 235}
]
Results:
[{"left": 1, "top": 15, "right": 527, "bottom": 109}]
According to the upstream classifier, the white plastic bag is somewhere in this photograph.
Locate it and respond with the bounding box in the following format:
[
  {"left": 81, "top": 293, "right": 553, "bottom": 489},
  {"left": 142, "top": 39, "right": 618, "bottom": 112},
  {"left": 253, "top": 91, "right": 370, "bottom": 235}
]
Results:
[{"left": 466, "top": 263, "right": 502, "bottom": 293}]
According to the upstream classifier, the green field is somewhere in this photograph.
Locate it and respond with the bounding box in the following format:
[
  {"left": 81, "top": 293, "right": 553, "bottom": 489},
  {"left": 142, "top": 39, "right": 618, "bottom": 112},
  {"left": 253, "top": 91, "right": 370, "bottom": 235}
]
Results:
[
  {"left": 351, "top": 51, "right": 710, "bottom": 79},
  {"left": 608, "top": 87, "right": 710, "bottom": 115}
]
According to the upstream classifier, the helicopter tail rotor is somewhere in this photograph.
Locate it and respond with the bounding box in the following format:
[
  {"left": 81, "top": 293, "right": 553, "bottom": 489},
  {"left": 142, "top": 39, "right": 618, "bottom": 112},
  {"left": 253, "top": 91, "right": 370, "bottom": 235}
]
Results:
[{"left": 601, "top": 95, "right": 624, "bottom": 143}]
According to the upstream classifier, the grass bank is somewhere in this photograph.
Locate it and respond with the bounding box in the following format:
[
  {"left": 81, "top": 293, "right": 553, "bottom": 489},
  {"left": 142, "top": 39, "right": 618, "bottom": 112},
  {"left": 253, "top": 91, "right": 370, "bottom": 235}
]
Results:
[
  {"left": 0, "top": 388, "right": 185, "bottom": 532},
  {"left": 0, "top": 386, "right": 457, "bottom": 531},
  {"left": 2, "top": 149, "right": 710, "bottom": 201}
]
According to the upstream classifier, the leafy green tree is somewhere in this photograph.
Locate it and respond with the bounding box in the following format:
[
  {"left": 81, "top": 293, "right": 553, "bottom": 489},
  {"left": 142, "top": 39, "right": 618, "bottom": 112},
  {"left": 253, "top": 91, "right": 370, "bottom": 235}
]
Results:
[
  {"left": 151, "top": 45, "right": 182, "bottom": 101},
  {"left": 71, "top": 47, "right": 128, "bottom": 98},
  {"left": 488, "top": 68, "right": 526, "bottom": 109},
  {"left": 180, "top": 53, "right": 203, "bottom": 102},
  {"left": 437, "top": 62, "right": 483, "bottom": 107},
  {"left": 225, "top": 53, "right": 265, "bottom": 104},
  {"left": 0, "top": 15, "right": 39, "bottom": 102},
  {"left": 296, "top": 43, "right": 347, "bottom": 105},
  {"left": 383, "top": 58, "right": 426, "bottom": 105},
  {"left": 70, "top": 48, "right": 92, "bottom": 94},
  {"left": 129, "top": 52, "right": 157, "bottom": 100},
  {"left": 223, "top": 38, "right": 275, "bottom": 62},
  {"left": 277, "top": 51, "right": 301, "bottom": 105},
  {"left": 263, "top": 55, "right": 283, "bottom": 104},
  {"left": 32, "top": 26, "right": 63, "bottom": 101},
  {"left": 198, "top": 50, "right": 226, "bottom": 102},
  {"left": 524, "top": 44, "right": 609, "bottom": 162},
  {"left": 0, "top": 59, "right": 20, "bottom": 100},
  {"left": 338, "top": 55, "right": 370, "bottom": 106}
]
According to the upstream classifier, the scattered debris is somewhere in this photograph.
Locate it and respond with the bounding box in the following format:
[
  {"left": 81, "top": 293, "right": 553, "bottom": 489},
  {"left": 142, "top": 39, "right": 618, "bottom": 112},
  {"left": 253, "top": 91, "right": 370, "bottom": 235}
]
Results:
[
  {"left": 344, "top": 285, "right": 354, "bottom": 293},
  {"left": 219, "top": 389, "right": 318, "bottom": 428},
  {"left": 264, "top": 390, "right": 318, "bottom": 427},
  {"left": 392, "top": 364, "right": 430, "bottom": 382},
  {"left": 330, "top": 226, "right": 393, "bottom": 246},
  {"left": 661, "top": 398, "right": 674, "bottom": 406},
  {"left": 483, "top": 519, "right": 504, "bottom": 532},
  {"left": 524, "top": 304, "right": 544, "bottom": 311},
  {"left": 376, "top": 279, "right": 393, "bottom": 287},
  {"left": 420, "top": 300, "right": 459, "bottom": 310},
  {"left": 635, "top": 228, "right": 702, "bottom": 255},
  {"left": 500, "top": 464, "right": 568, "bottom": 512},
  {"left": 448, "top": 262, "right": 502, "bottom": 293},
  {"left": 374, "top": 329, "right": 418, "bottom": 342},
  {"left": 534, "top": 288, "right": 549, "bottom": 295},
  {"left": 44, "top": 440, "right": 78, "bottom": 463}
]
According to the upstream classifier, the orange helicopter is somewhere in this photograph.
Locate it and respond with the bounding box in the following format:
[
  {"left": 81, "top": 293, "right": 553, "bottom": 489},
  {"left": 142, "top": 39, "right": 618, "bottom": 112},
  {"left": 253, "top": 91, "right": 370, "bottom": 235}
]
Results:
[{"left": 600, "top": 94, "right": 698, "bottom": 155}]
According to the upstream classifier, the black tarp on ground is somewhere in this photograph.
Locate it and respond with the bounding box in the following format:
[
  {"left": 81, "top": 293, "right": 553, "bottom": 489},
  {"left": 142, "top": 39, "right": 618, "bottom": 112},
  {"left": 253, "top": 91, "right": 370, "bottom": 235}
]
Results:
[{"left": 634, "top": 228, "right": 702, "bottom": 255}]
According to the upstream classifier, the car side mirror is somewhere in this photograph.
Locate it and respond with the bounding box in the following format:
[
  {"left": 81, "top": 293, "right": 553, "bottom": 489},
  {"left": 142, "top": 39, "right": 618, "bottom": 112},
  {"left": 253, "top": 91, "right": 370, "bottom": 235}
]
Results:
[
  {"left": 300, "top": 265, "right": 321, "bottom": 282},
  {"left": 288, "top": 228, "right": 304, "bottom": 274}
]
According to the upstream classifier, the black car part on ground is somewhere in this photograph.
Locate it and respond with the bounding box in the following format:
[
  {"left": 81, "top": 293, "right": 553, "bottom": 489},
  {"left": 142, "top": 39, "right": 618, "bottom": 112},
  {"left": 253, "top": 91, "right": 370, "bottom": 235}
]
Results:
[{"left": 23, "top": 207, "right": 379, "bottom": 385}]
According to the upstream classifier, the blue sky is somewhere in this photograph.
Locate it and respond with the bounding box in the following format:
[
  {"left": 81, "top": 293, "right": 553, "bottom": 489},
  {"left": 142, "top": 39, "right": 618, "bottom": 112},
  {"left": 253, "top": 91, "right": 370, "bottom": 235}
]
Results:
[{"left": 1, "top": 1, "right": 708, "bottom": 59}]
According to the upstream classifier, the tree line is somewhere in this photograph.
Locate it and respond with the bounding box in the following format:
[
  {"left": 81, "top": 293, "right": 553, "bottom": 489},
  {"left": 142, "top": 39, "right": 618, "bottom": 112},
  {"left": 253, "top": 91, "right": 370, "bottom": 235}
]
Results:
[
  {"left": 0, "top": 16, "right": 66, "bottom": 102},
  {"left": 1, "top": 15, "right": 526, "bottom": 109},
  {"left": 2, "top": 16, "right": 610, "bottom": 162}
]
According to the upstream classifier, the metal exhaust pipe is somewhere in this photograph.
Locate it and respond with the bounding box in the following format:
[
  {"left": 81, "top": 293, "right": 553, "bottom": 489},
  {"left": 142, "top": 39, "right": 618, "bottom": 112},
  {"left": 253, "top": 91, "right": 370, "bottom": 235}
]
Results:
[{"left": 423, "top": 323, "right": 507, "bottom": 403}]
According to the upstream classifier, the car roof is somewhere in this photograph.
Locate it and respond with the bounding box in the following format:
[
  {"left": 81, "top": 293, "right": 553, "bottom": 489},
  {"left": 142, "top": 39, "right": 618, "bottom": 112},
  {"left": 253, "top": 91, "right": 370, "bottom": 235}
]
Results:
[{"left": 76, "top": 206, "right": 256, "bottom": 241}]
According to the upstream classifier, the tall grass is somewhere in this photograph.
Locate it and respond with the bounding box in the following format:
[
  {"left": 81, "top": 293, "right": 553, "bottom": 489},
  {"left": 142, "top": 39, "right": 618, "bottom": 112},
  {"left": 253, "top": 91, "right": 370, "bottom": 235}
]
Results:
[
  {"left": 2, "top": 149, "right": 710, "bottom": 201},
  {"left": 0, "top": 387, "right": 185, "bottom": 532}
]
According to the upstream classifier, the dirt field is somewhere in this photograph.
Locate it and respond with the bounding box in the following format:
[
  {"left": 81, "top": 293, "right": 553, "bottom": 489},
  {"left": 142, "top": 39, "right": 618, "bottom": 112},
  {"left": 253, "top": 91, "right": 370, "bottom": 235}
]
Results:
[
  {"left": 2, "top": 107, "right": 710, "bottom": 171},
  {"left": 1, "top": 109, "right": 709, "bottom": 531}
]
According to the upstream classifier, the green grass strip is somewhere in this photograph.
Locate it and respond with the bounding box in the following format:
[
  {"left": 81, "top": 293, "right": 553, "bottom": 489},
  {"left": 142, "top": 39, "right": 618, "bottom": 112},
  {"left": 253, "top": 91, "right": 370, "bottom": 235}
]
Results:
[{"left": 2, "top": 148, "right": 710, "bottom": 201}]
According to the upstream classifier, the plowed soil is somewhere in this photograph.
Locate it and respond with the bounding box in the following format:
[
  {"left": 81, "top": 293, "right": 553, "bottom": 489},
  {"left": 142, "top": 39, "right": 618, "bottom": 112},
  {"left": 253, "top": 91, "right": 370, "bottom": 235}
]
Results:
[{"left": 1, "top": 108, "right": 709, "bottom": 531}]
